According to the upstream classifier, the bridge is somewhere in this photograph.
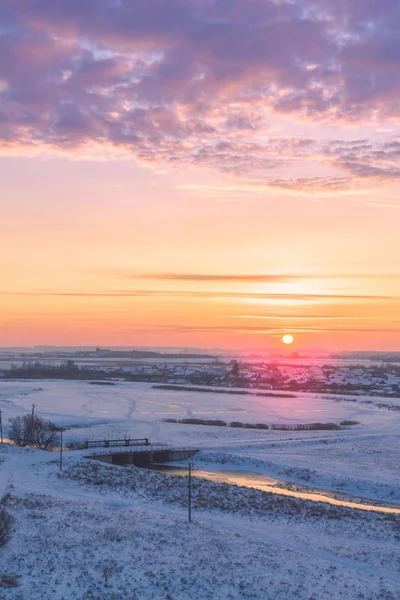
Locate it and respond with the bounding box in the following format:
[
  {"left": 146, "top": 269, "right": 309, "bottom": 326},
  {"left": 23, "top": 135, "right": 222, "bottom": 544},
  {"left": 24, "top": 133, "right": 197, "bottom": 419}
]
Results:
[{"left": 86, "top": 445, "right": 199, "bottom": 467}]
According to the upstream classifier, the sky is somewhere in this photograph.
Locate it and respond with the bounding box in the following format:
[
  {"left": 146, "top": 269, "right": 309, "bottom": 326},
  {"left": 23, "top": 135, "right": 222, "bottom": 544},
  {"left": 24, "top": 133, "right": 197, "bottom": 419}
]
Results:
[{"left": 1, "top": 0, "right": 400, "bottom": 351}]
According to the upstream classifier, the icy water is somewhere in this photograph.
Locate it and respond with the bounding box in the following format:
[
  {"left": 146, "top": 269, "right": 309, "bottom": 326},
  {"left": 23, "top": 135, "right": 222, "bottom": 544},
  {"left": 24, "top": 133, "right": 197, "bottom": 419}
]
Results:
[{"left": 152, "top": 465, "right": 400, "bottom": 515}]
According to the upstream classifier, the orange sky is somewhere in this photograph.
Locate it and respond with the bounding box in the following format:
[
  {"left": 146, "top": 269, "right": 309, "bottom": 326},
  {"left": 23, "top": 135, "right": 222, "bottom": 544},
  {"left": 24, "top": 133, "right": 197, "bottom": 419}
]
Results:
[
  {"left": 2, "top": 154, "right": 400, "bottom": 351},
  {"left": 1, "top": 1, "right": 400, "bottom": 351}
]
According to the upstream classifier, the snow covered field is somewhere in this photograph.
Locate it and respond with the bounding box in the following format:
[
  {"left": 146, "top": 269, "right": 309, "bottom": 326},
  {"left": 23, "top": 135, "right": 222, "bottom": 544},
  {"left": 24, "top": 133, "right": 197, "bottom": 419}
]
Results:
[
  {"left": 1, "top": 380, "right": 399, "bottom": 502},
  {"left": 1, "top": 379, "right": 400, "bottom": 599}
]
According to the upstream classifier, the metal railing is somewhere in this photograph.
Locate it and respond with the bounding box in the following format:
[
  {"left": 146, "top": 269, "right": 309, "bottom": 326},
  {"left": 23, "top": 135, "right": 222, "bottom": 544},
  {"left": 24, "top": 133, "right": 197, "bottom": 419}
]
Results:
[
  {"left": 86, "top": 444, "right": 198, "bottom": 456},
  {"left": 84, "top": 437, "right": 149, "bottom": 449}
]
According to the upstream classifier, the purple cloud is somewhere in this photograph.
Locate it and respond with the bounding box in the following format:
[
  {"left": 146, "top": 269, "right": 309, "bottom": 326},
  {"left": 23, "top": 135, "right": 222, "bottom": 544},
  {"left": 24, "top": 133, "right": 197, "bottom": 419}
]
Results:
[{"left": 0, "top": 0, "right": 399, "bottom": 188}]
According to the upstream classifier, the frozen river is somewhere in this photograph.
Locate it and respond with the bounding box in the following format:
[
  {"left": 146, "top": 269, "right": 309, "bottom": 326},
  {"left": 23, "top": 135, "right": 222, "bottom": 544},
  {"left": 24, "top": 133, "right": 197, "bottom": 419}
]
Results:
[{"left": 152, "top": 465, "right": 400, "bottom": 515}]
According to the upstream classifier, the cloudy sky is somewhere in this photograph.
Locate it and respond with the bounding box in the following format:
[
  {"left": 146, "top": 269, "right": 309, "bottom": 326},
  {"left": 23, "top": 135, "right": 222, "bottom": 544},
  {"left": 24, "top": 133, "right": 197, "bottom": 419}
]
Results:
[{"left": 1, "top": 0, "right": 400, "bottom": 350}]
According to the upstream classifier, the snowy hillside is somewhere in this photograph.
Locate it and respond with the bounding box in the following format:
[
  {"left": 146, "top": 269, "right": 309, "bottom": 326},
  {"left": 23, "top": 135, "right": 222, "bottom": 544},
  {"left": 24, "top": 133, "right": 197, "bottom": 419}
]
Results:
[{"left": 0, "top": 380, "right": 399, "bottom": 599}]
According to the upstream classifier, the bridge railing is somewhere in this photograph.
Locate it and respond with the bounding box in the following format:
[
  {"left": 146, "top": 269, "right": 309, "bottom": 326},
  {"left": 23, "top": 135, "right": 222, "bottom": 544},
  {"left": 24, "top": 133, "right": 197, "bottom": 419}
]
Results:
[
  {"left": 84, "top": 437, "right": 149, "bottom": 449},
  {"left": 86, "top": 444, "right": 198, "bottom": 456}
]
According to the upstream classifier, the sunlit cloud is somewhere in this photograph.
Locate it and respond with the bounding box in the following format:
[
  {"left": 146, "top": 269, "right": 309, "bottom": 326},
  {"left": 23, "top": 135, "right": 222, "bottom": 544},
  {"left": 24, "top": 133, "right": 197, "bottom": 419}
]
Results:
[
  {"left": 1, "top": 289, "right": 395, "bottom": 303},
  {"left": 102, "top": 271, "right": 400, "bottom": 282},
  {"left": 124, "top": 324, "right": 400, "bottom": 336},
  {"left": 0, "top": 0, "right": 399, "bottom": 192}
]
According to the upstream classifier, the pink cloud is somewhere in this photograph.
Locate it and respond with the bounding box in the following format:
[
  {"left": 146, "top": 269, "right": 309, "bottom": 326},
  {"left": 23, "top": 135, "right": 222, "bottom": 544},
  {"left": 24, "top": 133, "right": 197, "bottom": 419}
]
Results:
[{"left": 0, "top": 0, "right": 399, "bottom": 190}]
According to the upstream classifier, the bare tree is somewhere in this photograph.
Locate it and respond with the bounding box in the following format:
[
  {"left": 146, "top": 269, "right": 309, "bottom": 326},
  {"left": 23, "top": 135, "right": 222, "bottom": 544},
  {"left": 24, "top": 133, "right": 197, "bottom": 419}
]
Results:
[
  {"left": 30, "top": 418, "right": 60, "bottom": 450},
  {"left": 231, "top": 359, "right": 240, "bottom": 378},
  {"left": 98, "top": 559, "right": 122, "bottom": 587},
  {"left": 0, "top": 508, "right": 13, "bottom": 547},
  {"left": 8, "top": 416, "right": 26, "bottom": 447},
  {"left": 8, "top": 414, "right": 60, "bottom": 450}
]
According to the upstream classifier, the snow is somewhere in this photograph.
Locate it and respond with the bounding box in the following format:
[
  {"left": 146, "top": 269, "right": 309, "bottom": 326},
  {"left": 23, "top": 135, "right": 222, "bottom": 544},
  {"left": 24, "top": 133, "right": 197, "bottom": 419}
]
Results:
[
  {"left": 1, "top": 379, "right": 397, "bottom": 426},
  {"left": 0, "top": 379, "right": 400, "bottom": 598}
]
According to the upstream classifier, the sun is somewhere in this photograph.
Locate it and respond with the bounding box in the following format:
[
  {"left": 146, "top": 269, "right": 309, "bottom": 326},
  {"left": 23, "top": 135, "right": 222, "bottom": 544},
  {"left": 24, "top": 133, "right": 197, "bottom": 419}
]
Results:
[{"left": 282, "top": 334, "right": 294, "bottom": 345}]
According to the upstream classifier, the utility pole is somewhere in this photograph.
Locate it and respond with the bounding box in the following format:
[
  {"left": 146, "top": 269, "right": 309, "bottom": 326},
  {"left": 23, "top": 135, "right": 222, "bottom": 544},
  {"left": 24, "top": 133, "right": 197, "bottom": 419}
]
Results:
[
  {"left": 59, "top": 428, "right": 64, "bottom": 471},
  {"left": 188, "top": 462, "right": 192, "bottom": 523},
  {"left": 31, "top": 404, "right": 35, "bottom": 419},
  {"left": 0, "top": 409, "right": 3, "bottom": 444}
]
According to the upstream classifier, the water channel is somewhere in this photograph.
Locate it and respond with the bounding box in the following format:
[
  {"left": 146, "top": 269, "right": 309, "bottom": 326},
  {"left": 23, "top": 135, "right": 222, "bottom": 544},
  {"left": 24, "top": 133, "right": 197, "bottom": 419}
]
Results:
[{"left": 150, "top": 465, "right": 400, "bottom": 515}]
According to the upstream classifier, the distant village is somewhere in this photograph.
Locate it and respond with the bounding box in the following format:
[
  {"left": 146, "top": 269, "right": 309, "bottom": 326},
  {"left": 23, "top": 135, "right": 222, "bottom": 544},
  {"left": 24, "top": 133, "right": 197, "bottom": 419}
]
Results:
[
  {"left": 2, "top": 352, "right": 400, "bottom": 398},
  {"left": 122, "top": 360, "right": 400, "bottom": 396}
]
